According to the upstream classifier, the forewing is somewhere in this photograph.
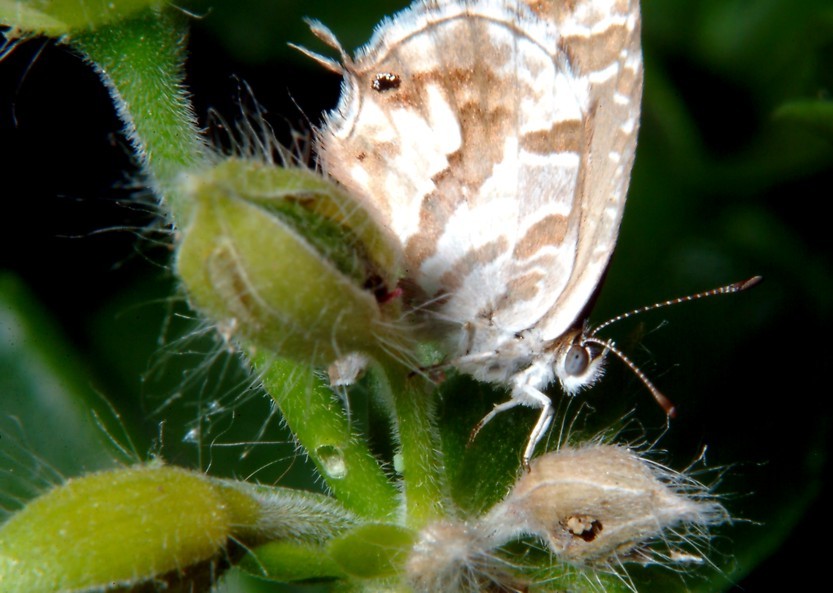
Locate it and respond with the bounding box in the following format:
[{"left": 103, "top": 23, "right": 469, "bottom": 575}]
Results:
[
  {"left": 528, "top": 0, "right": 643, "bottom": 340},
  {"left": 316, "top": 0, "right": 641, "bottom": 347}
]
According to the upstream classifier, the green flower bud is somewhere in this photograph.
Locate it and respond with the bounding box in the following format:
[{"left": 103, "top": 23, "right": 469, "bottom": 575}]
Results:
[
  {"left": 176, "top": 158, "right": 411, "bottom": 368},
  {"left": 0, "top": 0, "right": 162, "bottom": 36},
  {"left": 0, "top": 464, "right": 236, "bottom": 592},
  {"left": 240, "top": 541, "right": 346, "bottom": 582},
  {"left": 0, "top": 464, "right": 356, "bottom": 592}
]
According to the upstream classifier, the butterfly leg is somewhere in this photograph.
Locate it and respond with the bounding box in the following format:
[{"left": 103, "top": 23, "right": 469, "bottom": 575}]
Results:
[
  {"left": 468, "top": 398, "right": 521, "bottom": 447},
  {"left": 520, "top": 386, "right": 554, "bottom": 471},
  {"left": 455, "top": 350, "right": 500, "bottom": 366},
  {"left": 468, "top": 386, "right": 553, "bottom": 471}
]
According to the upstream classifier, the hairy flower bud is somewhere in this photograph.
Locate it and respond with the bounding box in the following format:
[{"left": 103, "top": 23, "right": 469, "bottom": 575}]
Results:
[
  {"left": 0, "top": 464, "right": 235, "bottom": 592},
  {"left": 176, "top": 158, "right": 412, "bottom": 368},
  {"left": 406, "top": 520, "right": 523, "bottom": 593},
  {"left": 0, "top": 463, "right": 356, "bottom": 592},
  {"left": 0, "top": 0, "right": 162, "bottom": 36},
  {"left": 485, "top": 444, "right": 728, "bottom": 565},
  {"left": 404, "top": 444, "right": 729, "bottom": 592}
]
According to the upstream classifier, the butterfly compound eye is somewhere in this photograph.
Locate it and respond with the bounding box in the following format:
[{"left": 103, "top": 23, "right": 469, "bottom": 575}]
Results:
[{"left": 564, "top": 345, "right": 589, "bottom": 376}]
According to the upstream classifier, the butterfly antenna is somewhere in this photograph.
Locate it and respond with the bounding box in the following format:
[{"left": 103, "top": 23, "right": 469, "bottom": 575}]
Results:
[
  {"left": 583, "top": 336, "right": 677, "bottom": 418},
  {"left": 585, "top": 275, "right": 761, "bottom": 416},
  {"left": 590, "top": 275, "right": 762, "bottom": 336}
]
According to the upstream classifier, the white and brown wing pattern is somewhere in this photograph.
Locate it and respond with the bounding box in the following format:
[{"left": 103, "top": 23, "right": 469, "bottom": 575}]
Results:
[{"left": 314, "top": 0, "right": 643, "bottom": 464}]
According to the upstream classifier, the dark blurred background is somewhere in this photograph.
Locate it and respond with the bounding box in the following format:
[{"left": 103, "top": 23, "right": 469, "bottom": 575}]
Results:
[{"left": 1, "top": 1, "right": 831, "bottom": 592}]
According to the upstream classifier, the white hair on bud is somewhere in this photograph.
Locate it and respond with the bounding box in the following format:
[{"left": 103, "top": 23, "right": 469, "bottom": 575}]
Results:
[
  {"left": 405, "top": 443, "right": 730, "bottom": 592},
  {"left": 483, "top": 444, "right": 729, "bottom": 571},
  {"left": 406, "top": 520, "right": 527, "bottom": 593}
]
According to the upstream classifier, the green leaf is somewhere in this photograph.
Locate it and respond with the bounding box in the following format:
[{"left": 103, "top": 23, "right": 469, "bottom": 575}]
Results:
[
  {"left": 0, "top": 274, "right": 120, "bottom": 511},
  {"left": 774, "top": 99, "right": 833, "bottom": 143},
  {"left": 437, "top": 375, "right": 528, "bottom": 515}
]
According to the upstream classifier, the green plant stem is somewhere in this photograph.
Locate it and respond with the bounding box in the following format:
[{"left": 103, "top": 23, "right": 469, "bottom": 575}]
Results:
[
  {"left": 254, "top": 353, "right": 400, "bottom": 521},
  {"left": 71, "top": 7, "right": 207, "bottom": 225},
  {"left": 369, "top": 364, "right": 448, "bottom": 529}
]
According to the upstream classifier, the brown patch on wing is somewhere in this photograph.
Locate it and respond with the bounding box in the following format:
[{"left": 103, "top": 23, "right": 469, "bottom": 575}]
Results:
[
  {"left": 561, "top": 24, "right": 628, "bottom": 74},
  {"left": 400, "top": 56, "right": 519, "bottom": 271},
  {"left": 557, "top": 102, "right": 593, "bottom": 247},
  {"left": 513, "top": 214, "right": 569, "bottom": 260},
  {"left": 522, "top": 0, "right": 551, "bottom": 19},
  {"left": 523, "top": 0, "right": 576, "bottom": 21},
  {"left": 504, "top": 271, "right": 546, "bottom": 303},
  {"left": 454, "top": 101, "right": 513, "bottom": 185},
  {"left": 404, "top": 186, "right": 459, "bottom": 272},
  {"left": 438, "top": 237, "right": 509, "bottom": 292},
  {"left": 616, "top": 58, "right": 641, "bottom": 96},
  {"left": 614, "top": 0, "right": 633, "bottom": 13},
  {"left": 521, "top": 119, "right": 583, "bottom": 155},
  {"left": 523, "top": 0, "right": 635, "bottom": 30}
]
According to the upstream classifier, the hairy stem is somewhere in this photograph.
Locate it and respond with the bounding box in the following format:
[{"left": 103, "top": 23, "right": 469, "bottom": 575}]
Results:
[
  {"left": 255, "top": 353, "right": 400, "bottom": 521},
  {"left": 71, "top": 7, "right": 207, "bottom": 225},
  {"left": 369, "top": 363, "right": 448, "bottom": 528}
]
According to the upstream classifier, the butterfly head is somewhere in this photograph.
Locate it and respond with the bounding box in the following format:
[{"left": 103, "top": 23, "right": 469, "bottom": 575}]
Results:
[
  {"left": 552, "top": 324, "right": 677, "bottom": 417},
  {"left": 552, "top": 328, "right": 607, "bottom": 396}
]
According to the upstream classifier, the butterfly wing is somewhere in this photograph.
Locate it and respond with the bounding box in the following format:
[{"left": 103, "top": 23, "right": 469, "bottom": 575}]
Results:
[
  {"left": 316, "top": 0, "right": 641, "bottom": 353},
  {"left": 528, "top": 0, "right": 643, "bottom": 342}
]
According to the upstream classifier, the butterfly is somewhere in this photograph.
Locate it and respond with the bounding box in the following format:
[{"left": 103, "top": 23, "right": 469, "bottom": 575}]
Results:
[{"left": 301, "top": 0, "right": 645, "bottom": 466}]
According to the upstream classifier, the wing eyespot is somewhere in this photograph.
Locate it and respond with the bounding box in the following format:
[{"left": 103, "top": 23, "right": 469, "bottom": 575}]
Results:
[{"left": 372, "top": 72, "right": 401, "bottom": 92}]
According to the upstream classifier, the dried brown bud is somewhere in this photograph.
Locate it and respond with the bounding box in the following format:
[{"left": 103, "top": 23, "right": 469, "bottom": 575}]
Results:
[
  {"left": 484, "top": 444, "right": 728, "bottom": 565},
  {"left": 404, "top": 444, "right": 729, "bottom": 592}
]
